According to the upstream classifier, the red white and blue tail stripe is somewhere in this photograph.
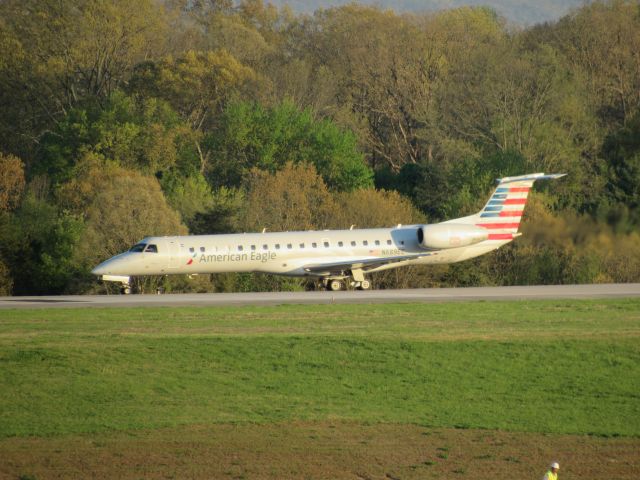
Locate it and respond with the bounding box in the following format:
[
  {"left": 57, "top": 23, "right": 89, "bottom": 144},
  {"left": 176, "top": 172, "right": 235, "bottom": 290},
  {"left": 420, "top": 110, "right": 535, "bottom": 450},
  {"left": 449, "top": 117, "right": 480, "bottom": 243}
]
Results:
[{"left": 475, "top": 173, "right": 565, "bottom": 241}]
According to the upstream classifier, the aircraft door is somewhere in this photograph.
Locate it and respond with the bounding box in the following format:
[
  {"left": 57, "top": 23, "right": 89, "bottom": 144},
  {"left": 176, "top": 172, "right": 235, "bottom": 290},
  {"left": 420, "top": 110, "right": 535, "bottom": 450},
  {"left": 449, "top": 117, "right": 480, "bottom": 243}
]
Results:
[{"left": 167, "top": 239, "right": 181, "bottom": 269}]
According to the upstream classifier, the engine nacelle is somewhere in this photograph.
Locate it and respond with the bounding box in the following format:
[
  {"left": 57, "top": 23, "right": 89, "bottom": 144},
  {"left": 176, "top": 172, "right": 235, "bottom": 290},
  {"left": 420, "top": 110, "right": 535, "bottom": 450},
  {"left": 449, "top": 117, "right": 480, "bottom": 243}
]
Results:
[{"left": 416, "top": 223, "right": 488, "bottom": 250}]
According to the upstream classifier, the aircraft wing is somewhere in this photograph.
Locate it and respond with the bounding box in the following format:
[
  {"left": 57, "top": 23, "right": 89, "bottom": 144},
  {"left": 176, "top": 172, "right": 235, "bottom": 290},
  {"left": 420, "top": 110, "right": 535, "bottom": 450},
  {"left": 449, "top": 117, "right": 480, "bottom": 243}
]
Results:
[{"left": 302, "top": 252, "right": 432, "bottom": 275}]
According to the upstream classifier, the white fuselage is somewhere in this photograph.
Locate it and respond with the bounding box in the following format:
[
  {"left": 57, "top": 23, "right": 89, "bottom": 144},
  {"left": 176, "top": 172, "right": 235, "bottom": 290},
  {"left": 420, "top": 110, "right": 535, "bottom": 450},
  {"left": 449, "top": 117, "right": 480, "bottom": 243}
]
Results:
[
  {"left": 92, "top": 172, "right": 565, "bottom": 290},
  {"left": 91, "top": 226, "right": 508, "bottom": 279}
]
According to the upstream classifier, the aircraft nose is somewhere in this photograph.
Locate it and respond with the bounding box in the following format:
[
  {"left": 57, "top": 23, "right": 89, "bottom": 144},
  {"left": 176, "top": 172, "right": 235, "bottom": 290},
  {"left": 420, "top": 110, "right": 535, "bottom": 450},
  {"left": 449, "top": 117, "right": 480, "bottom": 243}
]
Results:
[
  {"left": 91, "top": 261, "right": 109, "bottom": 276},
  {"left": 91, "top": 253, "right": 129, "bottom": 276},
  {"left": 91, "top": 263, "right": 107, "bottom": 276}
]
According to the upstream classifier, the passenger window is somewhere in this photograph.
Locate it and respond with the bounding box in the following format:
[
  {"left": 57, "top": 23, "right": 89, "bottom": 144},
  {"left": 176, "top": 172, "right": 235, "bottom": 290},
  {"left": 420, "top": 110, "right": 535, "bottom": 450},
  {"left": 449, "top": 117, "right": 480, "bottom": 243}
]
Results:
[
  {"left": 189, "top": 247, "right": 195, "bottom": 253},
  {"left": 263, "top": 244, "right": 268, "bottom": 250},
  {"left": 275, "top": 244, "right": 281, "bottom": 250},
  {"left": 387, "top": 239, "right": 392, "bottom": 245},
  {"left": 144, "top": 244, "right": 158, "bottom": 253},
  {"left": 299, "top": 243, "right": 305, "bottom": 249},
  {"left": 251, "top": 245, "right": 256, "bottom": 251},
  {"left": 338, "top": 241, "right": 343, "bottom": 247},
  {"left": 324, "top": 241, "right": 330, "bottom": 248},
  {"left": 312, "top": 242, "right": 317, "bottom": 248},
  {"left": 238, "top": 245, "right": 243, "bottom": 251},
  {"left": 287, "top": 244, "right": 292, "bottom": 249},
  {"left": 375, "top": 240, "right": 380, "bottom": 246},
  {"left": 130, "top": 243, "right": 146, "bottom": 252},
  {"left": 200, "top": 246, "right": 205, "bottom": 252},
  {"left": 351, "top": 241, "right": 356, "bottom": 247},
  {"left": 363, "top": 240, "right": 368, "bottom": 246}
]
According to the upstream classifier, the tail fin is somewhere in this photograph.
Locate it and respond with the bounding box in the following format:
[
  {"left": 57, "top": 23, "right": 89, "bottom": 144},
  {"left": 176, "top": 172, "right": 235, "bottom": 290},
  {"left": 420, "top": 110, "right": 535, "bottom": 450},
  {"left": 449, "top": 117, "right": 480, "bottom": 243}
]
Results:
[
  {"left": 446, "top": 173, "right": 566, "bottom": 241},
  {"left": 476, "top": 173, "right": 565, "bottom": 239}
]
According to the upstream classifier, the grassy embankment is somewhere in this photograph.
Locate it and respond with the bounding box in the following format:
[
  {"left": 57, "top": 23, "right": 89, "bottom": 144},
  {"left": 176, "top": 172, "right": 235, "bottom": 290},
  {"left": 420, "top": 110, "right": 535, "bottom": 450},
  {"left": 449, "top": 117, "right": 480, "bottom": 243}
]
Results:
[{"left": 1, "top": 299, "right": 639, "bottom": 439}]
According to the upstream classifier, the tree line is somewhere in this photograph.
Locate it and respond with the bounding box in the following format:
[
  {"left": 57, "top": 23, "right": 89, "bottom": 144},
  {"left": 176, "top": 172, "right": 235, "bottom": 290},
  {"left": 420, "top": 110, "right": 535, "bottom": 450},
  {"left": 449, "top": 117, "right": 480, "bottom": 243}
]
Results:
[{"left": 0, "top": 0, "right": 639, "bottom": 294}]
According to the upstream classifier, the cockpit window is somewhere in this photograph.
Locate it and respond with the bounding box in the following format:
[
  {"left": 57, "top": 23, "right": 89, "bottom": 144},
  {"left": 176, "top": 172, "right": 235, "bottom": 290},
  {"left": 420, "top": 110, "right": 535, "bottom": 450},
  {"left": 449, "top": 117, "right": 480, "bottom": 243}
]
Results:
[
  {"left": 129, "top": 243, "right": 146, "bottom": 252},
  {"left": 144, "top": 244, "right": 158, "bottom": 253}
]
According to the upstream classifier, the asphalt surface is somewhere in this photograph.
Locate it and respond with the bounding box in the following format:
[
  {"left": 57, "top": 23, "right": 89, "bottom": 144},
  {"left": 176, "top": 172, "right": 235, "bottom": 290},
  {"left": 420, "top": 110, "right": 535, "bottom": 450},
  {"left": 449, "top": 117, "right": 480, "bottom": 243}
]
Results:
[{"left": 1, "top": 284, "right": 639, "bottom": 309}]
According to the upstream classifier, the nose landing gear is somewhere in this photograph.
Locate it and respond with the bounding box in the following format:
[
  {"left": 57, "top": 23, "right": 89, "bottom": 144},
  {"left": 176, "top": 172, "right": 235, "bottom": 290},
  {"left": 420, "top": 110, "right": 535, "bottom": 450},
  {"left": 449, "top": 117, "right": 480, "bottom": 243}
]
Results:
[{"left": 100, "top": 275, "right": 132, "bottom": 295}]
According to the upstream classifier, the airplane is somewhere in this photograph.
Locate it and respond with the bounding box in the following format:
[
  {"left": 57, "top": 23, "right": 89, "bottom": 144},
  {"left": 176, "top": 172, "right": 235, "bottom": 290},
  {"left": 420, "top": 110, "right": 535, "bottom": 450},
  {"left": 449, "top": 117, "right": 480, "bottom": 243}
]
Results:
[{"left": 92, "top": 173, "right": 565, "bottom": 293}]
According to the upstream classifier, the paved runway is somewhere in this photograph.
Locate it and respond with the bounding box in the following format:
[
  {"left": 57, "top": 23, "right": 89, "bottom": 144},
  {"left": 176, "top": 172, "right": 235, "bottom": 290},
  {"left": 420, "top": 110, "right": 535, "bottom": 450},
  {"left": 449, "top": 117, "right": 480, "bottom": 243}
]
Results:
[{"left": 1, "top": 284, "right": 639, "bottom": 309}]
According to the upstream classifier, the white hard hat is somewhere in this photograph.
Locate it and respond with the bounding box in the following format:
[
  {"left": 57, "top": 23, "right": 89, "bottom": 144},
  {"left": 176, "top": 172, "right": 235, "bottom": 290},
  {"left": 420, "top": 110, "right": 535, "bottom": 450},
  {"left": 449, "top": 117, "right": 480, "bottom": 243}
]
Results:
[{"left": 550, "top": 462, "right": 560, "bottom": 470}]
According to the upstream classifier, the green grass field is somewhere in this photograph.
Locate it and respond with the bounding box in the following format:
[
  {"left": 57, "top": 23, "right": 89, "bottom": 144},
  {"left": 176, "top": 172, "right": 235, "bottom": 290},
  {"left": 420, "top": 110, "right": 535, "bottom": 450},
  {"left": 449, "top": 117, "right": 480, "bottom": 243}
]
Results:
[{"left": 1, "top": 300, "right": 639, "bottom": 439}]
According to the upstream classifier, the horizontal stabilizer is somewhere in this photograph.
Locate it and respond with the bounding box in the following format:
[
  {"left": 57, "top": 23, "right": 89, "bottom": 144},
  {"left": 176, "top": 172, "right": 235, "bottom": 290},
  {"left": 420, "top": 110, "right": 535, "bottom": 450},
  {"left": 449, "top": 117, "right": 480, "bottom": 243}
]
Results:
[{"left": 496, "top": 173, "right": 567, "bottom": 184}]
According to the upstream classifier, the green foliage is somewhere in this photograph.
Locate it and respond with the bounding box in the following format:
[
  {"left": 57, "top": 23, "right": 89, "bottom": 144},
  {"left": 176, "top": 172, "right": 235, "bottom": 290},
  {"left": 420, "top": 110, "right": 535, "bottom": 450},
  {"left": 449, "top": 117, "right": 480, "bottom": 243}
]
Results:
[
  {"left": 239, "top": 162, "right": 336, "bottom": 231},
  {"left": 207, "top": 100, "right": 373, "bottom": 191},
  {"left": 379, "top": 162, "right": 449, "bottom": 221},
  {"left": 387, "top": 151, "right": 529, "bottom": 221},
  {"left": 59, "top": 159, "right": 188, "bottom": 270},
  {"left": 128, "top": 49, "right": 258, "bottom": 130},
  {"left": 0, "top": 256, "right": 13, "bottom": 295},
  {"left": 547, "top": 0, "right": 640, "bottom": 127},
  {"left": 600, "top": 111, "right": 640, "bottom": 227},
  {"left": 238, "top": 162, "right": 420, "bottom": 234},
  {"left": 36, "top": 91, "right": 199, "bottom": 183},
  {"left": 190, "top": 187, "right": 246, "bottom": 235},
  {"left": 0, "top": 0, "right": 172, "bottom": 167},
  {"left": 160, "top": 171, "right": 215, "bottom": 225},
  {"left": 35, "top": 109, "right": 91, "bottom": 183},
  {"left": 210, "top": 272, "right": 303, "bottom": 293},
  {"left": 0, "top": 300, "right": 639, "bottom": 437},
  {"left": 331, "top": 188, "right": 425, "bottom": 229},
  {"left": 0, "top": 194, "right": 84, "bottom": 294},
  {"left": 488, "top": 204, "right": 640, "bottom": 285},
  {"left": 0, "top": 153, "right": 26, "bottom": 212}
]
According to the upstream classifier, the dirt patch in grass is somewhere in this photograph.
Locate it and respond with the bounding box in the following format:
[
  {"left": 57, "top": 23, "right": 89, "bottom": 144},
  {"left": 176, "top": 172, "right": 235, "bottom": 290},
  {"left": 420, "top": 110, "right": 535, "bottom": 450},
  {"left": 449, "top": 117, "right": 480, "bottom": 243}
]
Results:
[{"left": 1, "top": 422, "right": 638, "bottom": 479}]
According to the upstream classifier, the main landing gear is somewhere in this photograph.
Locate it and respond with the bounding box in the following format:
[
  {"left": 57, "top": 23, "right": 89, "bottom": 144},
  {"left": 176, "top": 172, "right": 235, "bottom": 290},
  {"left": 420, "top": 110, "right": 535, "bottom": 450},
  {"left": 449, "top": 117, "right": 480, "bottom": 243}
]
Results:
[
  {"left": 322, "top": 279, "right": 371, "bottom": 291},
  {"left": 319, "top": 267, "right": 372, "bottom": 291}
]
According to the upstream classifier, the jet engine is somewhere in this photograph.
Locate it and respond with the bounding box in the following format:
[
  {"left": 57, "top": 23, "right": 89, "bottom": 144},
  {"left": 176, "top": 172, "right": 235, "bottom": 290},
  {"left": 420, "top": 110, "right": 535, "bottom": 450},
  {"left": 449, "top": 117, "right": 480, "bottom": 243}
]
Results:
[{"left": 416, "top": 223, "right": 488, "bottom": 250}]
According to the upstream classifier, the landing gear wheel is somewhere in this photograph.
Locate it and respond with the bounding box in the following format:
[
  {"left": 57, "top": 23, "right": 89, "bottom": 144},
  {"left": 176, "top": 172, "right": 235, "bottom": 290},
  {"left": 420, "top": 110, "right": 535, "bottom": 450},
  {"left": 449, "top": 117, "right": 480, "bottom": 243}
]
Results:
[
  {"left": 358, "top": 280, "right": 371, "bottom": 290},
  {"left": 329, "top": 280, "right": 344, "bottom": 291},
  {"left": 120, "top": 286, "right": 132, "bottom": 295}
]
